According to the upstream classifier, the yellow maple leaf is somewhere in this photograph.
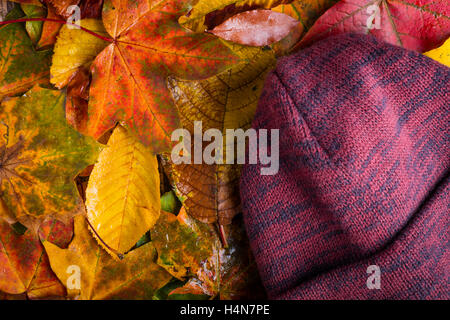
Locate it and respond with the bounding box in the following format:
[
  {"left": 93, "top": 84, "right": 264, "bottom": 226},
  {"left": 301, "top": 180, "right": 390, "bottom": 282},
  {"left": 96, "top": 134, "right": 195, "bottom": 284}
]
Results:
[{"left": 43, "top": 215, "right": 171, "bottom": 299}]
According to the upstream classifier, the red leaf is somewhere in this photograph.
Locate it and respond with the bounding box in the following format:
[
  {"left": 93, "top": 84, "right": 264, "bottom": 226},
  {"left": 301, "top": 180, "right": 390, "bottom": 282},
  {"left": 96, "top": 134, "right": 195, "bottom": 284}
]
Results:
[
  {"left": 298, "top": 0, "right": 450, "bottom": 53},
  {"left": 79, "top": 0, "right": 104, "bottom": 19},
  {"left": 44, "top": 0, "right": 104, "bottom": 19},
  {"left": 38, "top": 218, "right": 74, "bottom": 249},
  {"left": 211, "top": 9, "right": 300, "bottom": 46},
  {"left": 0, "top": 219, "right": 66, "bottom": 299}
]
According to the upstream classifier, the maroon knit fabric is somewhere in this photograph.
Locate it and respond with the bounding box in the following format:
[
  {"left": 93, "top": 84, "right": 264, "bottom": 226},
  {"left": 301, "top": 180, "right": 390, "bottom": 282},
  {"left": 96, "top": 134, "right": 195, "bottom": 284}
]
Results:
[{"left": 240, "top": 33, "right": 449, "bottom": 299}]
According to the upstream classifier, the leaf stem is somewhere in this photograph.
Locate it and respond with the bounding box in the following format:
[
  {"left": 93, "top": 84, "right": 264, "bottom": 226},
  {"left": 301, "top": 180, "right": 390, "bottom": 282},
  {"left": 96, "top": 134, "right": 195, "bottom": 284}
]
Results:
[
  {"left": 218, "top": 224, "right": 228, "bottom": 248},
  {"left": 0, "top": 18, "right": 113, "bottom": 43}
]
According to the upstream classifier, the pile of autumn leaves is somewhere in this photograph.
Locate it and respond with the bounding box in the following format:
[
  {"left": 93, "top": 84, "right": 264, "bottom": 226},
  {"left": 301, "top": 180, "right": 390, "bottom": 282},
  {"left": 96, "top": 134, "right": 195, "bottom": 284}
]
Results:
[{"left": 0, "top": 0, "right": 449, "bottom": 300}]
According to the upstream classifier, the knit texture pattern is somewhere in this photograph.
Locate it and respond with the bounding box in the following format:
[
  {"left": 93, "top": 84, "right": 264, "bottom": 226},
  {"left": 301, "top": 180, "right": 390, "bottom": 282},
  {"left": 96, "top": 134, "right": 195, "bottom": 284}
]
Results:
[{"left": 240, "top": 33, "right": 449, "bottom": 299}]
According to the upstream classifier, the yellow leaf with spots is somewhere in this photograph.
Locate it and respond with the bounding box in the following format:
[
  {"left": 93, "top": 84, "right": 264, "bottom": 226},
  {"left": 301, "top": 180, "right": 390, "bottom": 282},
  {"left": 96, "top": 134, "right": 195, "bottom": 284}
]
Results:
[
  {"left": 0, "top": 86, "right": 102, "bottom": 223},
  {"left": 85, "top": 124, "right": 161, "bottom": 257},
  {"left": 50, "top": 19, "right": 109, "bottom": 89},
  {"left": 425, "top": 37, "right": 450, "bottom": 67},
  {"left": 43, "top": 215, "right": 171, "bottom": 300},
  {"left": 163, "top": 44, "right": 276, "bottom": 226}
]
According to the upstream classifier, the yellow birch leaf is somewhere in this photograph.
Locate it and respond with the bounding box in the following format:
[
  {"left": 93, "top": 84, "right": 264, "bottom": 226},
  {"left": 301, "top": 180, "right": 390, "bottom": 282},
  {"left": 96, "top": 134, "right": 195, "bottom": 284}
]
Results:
[
  {"left": 50, "top": 19, "right": 109, "bottom": 89},
  {"left": 85, "top": 124, "right": 161, "bottom": 257},
  {"left": 163, "top": 44, "right": 276, "bottom": 226},
  {"left": 43, "top": 215, "right": 171, "bottom": 300},
  {"left": 425, "top": 37, "right": 450, "bottom": 67}
]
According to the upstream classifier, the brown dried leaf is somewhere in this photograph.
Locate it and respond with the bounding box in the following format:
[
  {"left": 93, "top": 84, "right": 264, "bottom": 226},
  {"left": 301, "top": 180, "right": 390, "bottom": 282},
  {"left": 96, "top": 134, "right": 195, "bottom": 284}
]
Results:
[
  {"left": 164, "top": 44, "right": 275, "bottom": 226},
  {"left": 79, "top": 0, "right": 104, "bottom": 19},
  {"left": 46, "top": 0, "right": 80, "bottom": 19},
  {"left": 65, "top": 67, "right": 90, "bottom": 133},
  {"left": 162, "top": 158, "right": 242, "bottom": 226}
]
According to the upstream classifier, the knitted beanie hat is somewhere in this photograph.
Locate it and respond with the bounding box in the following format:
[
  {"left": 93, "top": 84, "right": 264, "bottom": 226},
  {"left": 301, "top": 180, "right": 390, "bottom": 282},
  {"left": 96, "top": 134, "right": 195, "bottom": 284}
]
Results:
[{"left": 240, "top": 33, "right": 449, "bottom": 300}]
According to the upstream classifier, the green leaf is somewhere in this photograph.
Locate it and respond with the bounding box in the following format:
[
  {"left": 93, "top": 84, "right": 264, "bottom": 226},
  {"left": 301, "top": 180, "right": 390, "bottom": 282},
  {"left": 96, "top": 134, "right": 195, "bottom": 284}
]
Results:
[{"left": 161, "top": 191, "right": 181, "bottom": 214}]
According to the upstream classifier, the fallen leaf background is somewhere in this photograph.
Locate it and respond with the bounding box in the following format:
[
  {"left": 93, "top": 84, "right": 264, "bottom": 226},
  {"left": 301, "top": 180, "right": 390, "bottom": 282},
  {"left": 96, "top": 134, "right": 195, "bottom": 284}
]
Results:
[
  {"left": 86, "top": 0, "right": 240, "bottom": 152},
  {"left": 0, "top": 0, "right": 448, "bottom": 300}
]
